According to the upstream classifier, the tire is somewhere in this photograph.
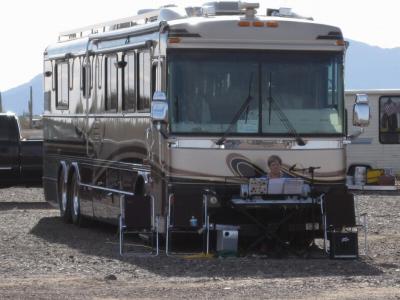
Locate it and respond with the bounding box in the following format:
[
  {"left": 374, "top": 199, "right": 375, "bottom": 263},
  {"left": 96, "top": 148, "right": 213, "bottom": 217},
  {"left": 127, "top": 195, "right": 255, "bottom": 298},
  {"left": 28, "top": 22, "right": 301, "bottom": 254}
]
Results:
[
  {"left": 289, "top": 233, "right": 313, "bottom": 250},
  {"left": 58, "top": 169, "right": 72, "bottom": 223},
  {"left": 70, "top": 172, "right": 87, "bottom": 227}
]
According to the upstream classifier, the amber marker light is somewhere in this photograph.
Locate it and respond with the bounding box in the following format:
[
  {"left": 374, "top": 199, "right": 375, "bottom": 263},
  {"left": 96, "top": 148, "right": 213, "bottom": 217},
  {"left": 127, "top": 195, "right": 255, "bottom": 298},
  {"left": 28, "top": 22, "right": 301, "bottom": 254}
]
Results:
[
  {"left": 238, "top": 21, "right": 250, "bottom": 27},
  {"left": 336, "top": 40, "right": 346, "bottom": 46},
  {"left": 168, "top": 37, "right": 181, "bottom": 44},
  {"left": 266, "top": 21, "right": 279, "bottom": 28},
  {"left": 253, "top": 21, "right": 264, "bottom": 27}
]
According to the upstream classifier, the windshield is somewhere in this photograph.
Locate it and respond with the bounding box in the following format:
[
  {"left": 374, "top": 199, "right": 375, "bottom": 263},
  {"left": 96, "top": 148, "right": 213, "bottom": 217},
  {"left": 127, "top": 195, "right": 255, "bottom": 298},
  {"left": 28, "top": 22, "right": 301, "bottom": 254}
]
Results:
[{"left": 168, "top": 50, "right": 344, "bottom": 135}]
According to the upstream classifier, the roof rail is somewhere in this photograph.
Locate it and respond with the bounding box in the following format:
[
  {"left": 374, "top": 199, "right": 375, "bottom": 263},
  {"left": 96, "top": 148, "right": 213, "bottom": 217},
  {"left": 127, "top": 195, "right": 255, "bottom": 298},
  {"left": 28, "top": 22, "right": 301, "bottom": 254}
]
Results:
[{"left": 58, "top": 9, "right": 161, "bottom": 42}]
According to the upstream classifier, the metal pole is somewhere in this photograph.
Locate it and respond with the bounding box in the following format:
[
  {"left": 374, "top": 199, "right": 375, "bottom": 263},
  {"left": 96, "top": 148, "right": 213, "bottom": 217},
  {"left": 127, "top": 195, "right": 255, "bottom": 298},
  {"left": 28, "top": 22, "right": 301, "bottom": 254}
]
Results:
[
  {"left": 155, "top": 216, "right": 159, "bottom": 256},
  {"left": 363, "top": 214, "right": 368, "bottom": 257},
  {"left": 166, "top": 194, "right": 173, "bottom": 256},
  {"left": 119, "top": 195, "right": 125, "bottom": 256},
  {"left": 206, "top": 215, "right": 210, "bottom": 255},
  {"left": 29, "top": 86, "right": 33, "bottom": 129}
]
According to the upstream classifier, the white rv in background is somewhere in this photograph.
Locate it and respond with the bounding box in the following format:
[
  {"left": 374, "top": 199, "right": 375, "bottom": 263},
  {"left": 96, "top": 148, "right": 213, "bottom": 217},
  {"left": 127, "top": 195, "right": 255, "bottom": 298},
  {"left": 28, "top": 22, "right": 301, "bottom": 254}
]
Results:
[{"left": 345, "top": 90, "right": 400, "bottom": 187}]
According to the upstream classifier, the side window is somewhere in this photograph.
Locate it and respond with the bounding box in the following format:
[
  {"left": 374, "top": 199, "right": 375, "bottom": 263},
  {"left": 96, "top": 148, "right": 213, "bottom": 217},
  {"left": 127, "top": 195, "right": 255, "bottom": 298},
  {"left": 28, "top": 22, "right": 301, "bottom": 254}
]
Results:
[
  {"left": 0, "top": 118, "right": 17, "bottom": 141},
  {"left": 379, "top": 96, "right": 400, "bottom": 144},
  {"left": 152, "top": 63, "right": 157, "bottom": 97},
  {"left": 138, "top": 51, "right": 151, "bottom": 112},
  {"left": 56, "top": 62, "right": 69, "bottom": 109},
  {"left": 97, "top": 55, "right": 103, "bottom": 89},
  {"left": 105, "top": 55, "right": 118, "bottom": 111},
  {"left": 123, "top": 52, "right": 136, "bottom": 111},
  {"left": 81, "top": 58, "right": 92, "bottom": 98}
]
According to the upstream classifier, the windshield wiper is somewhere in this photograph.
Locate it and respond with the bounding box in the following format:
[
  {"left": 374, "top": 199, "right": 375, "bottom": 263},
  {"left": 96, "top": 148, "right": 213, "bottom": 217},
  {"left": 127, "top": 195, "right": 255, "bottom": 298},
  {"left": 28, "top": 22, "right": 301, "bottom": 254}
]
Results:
[
  {"left": 216, "top": 74, "right": 254, "bottom": 146},
  {"left": 266, "top": 73, "right": 306, "bottom": 146}
]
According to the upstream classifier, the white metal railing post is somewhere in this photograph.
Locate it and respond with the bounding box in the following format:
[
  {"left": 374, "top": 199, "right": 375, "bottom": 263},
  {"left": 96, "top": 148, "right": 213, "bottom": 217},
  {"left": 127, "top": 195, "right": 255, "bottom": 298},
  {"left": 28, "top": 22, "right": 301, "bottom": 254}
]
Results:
[
  {"left": 166, "top": 194, "right": 173, "bottom": 256},
  {"left": 119, "top": 194, "right": 126, "bottom": 256},
  {"left": 362, "top": 213, "right": 368, "bottom": 257}
]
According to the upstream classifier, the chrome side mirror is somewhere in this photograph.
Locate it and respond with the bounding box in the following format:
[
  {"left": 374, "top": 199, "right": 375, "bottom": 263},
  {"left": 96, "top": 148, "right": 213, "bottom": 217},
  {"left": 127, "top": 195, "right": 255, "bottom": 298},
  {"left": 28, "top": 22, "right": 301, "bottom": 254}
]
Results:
[
  {"left": 151, "top": 91, "right": 169, "bottom": 124},
  {"left": 353, "top": 93, "right": 370, "bottom": 127}
]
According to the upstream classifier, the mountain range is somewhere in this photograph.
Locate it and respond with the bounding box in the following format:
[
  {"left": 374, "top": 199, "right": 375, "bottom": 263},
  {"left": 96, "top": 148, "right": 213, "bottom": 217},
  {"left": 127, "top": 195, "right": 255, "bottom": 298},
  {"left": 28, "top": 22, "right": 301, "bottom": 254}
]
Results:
[{"left": 1, "top": 39, "right": 400, "bottom": 115}]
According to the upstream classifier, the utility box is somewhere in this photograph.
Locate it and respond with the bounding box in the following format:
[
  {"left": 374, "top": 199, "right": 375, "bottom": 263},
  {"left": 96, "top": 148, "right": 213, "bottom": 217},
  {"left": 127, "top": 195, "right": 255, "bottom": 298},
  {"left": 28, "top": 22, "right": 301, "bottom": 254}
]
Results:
[
  {"left": 329, "top": 232, "right": 358, "bottom": 259},
  {"left": 216, "top": 229, "right": 238, "bottom": 255}
]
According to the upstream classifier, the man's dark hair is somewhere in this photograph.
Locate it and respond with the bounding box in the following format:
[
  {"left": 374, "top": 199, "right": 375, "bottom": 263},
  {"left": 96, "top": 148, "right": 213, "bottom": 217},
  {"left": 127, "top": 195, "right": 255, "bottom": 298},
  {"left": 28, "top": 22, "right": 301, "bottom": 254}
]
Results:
[{"left": 267, "top": 155, "right": 282, "bottom": 167}]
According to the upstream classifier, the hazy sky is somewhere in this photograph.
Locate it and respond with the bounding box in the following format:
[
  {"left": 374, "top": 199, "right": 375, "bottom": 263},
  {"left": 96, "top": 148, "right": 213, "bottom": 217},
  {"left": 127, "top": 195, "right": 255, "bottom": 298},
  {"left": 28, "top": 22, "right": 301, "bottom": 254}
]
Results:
[{"left": 0, "top": 0, "right": 399, "bottom": 91}]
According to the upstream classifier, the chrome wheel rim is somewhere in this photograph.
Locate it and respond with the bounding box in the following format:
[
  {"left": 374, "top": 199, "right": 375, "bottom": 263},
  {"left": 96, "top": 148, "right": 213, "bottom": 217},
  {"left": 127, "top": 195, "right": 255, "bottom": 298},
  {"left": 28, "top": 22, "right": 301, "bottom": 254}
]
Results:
[
  {"left": 73, "top": 181, "right": 79, "bottom": 216},
  {"left": 60, "top": 176, "right": 67, "bottom": 212}
]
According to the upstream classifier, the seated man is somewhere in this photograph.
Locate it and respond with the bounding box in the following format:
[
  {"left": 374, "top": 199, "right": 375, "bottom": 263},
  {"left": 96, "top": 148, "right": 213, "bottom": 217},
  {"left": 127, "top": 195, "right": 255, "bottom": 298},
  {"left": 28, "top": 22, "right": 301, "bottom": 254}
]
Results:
[{"left": 263, "top": 155, "right": 290, "bottom": 179}]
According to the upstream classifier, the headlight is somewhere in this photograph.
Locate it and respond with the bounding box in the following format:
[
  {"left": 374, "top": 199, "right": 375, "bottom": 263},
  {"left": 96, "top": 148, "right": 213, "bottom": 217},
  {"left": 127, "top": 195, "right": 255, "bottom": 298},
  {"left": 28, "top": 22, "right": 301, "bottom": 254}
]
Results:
[
  {"left": 209, "top": 196, "right": 218, "bottom": 206},
  {"left": 204, "top": 192, "right": 220, "bottom": 207}
]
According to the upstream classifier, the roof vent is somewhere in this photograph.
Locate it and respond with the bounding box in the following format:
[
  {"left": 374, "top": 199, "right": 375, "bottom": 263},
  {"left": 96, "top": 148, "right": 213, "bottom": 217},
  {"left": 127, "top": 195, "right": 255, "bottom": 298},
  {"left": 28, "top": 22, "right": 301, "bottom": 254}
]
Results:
[
  {"left": 239, "top": 2, "right": 259, "bottom": 18},
  {"left": 137, "top": 8, "right": 155, "bottom": 15},
  {"left": 186, "top": 6, "right": 203, "bottom": 17},
  {"left": 267, "top": 7, "right": 313, "bottom": 20},
  {"left": 202, "top": 1, "right": 242, "bottom": 16}
]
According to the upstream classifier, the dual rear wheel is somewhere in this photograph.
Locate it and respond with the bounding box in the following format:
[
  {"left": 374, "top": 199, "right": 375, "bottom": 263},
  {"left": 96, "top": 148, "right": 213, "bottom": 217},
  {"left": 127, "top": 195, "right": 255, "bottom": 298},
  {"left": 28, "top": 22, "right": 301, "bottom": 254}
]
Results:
[{"left": 58, "top": 170, "right": 86, "bottom": 226}]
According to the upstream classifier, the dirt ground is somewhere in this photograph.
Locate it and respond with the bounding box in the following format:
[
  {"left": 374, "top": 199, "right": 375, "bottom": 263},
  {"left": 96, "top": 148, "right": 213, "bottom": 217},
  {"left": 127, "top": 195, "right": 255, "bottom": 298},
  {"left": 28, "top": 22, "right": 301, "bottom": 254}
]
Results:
[{"left": 0, "top": 187, "right": 399, "bottom": 299}]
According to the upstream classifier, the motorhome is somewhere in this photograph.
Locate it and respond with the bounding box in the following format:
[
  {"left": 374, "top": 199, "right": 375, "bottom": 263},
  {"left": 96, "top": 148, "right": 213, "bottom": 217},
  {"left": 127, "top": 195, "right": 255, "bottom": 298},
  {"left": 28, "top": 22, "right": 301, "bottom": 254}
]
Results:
[
  {"left": 345, "top": 90, "right": 400, "bottom": 189},
  {"left": 43, "top": 2, "right": 368, "bottom": 255}
]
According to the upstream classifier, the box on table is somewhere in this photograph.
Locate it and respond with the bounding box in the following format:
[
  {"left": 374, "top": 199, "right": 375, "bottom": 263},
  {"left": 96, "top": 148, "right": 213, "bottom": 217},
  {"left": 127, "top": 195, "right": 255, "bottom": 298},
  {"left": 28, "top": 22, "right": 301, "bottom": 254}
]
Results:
[
  {"left": 283, "top": 178, "right": 304, "bottom": 194},
  {"left": 248, "top": 178, "right": 268, "bottom": 195},
  {"left": 267, "top": 178, "right": 285, "bottom": 194},
  {"left": 367, "top": 169, "right": 384, "bottom": 184}
]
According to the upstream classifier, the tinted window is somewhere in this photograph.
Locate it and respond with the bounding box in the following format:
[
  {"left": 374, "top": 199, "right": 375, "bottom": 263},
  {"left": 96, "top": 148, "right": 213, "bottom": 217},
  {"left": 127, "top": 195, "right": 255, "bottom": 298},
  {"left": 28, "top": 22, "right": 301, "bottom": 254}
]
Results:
[
  {"left": 138, "top": 51, "right": 151, "bottom": 112},
  {"left": 82, "top": 59, "right": 92, "bottom": 99},
  {"left": 379, "top": 96, "right": 400, "bottom": 144},
  {"left": 105, "top": 55, "right": 118, "bottom": 111},
  {"left": 56, "top": 62, "right": 69, "bottom": 108},
  {"left": 123, "top": 52, "right": 136, "bottom": 111},
  {"left": 0, "top": 117, "right": 18, "bottom": 141},
  {"left": 168, "top": 50, "right": 344, "bottom": 135}
]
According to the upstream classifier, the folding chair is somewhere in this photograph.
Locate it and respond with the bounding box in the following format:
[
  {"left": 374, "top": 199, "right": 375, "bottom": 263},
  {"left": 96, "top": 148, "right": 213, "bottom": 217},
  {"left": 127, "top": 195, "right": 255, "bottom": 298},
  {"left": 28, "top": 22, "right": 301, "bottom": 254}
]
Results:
[
  {"left": 166, "top": 192, "right": 210, "bottom": 256},
  {"left": 119, "top": 194, "right": 159, "bottom": 256},
  {"left": 322, "top": 189, "right": 360, "bottom": 259}
]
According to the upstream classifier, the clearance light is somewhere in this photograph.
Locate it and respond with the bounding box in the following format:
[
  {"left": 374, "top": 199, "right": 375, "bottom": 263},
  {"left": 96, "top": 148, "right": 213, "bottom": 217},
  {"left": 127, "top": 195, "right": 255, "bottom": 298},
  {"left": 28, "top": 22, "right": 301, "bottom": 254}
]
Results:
[
  {"left": 168, "top": 37, "right": 181, "bottom": 44},
  {"left": 238, "top": 21, "right": 250, "bottom": 27},
  {"left": 266, "top": 21, "right": 279, "bottom": 28},
  {"left": 252, "top": 21, "right": 264, "bottom": 27},
  {"left": 336, "top": 40, "right": 346, "bottom": 46}
]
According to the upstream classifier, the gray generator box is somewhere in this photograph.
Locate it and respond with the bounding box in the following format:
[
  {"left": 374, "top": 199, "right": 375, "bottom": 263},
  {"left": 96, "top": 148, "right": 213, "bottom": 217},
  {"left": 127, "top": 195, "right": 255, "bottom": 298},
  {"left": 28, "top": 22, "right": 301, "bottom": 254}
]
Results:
[{"left": 216, "top": 230, "right": 238, "bottom": 254}]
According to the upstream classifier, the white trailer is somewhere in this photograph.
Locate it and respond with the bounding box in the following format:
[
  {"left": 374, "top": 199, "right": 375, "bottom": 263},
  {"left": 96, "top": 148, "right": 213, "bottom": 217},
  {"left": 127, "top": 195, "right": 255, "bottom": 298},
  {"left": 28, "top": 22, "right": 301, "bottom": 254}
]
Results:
[{"left": 345, "top": 90, "right": 400, "bottom": 190}]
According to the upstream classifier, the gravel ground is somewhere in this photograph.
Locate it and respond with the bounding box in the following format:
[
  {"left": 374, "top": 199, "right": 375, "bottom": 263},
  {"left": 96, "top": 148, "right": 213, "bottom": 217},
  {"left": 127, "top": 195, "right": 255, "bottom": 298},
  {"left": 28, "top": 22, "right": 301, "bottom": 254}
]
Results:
[{"left": 0, "top": 187, "right": 399, "bottom": 299}]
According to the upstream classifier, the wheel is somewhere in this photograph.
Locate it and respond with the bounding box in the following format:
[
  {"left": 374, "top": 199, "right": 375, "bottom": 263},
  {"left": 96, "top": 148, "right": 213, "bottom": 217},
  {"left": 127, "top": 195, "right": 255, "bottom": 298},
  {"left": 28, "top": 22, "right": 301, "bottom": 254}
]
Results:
[
  {"left": 58, "top": 169, "right": 72, "bottom": 223},
  {"left": 70, "top": 172, "right": 87, "bottom": 227},
  {"left": 289, "top": 233, "right": 313, "bottom": 250}
]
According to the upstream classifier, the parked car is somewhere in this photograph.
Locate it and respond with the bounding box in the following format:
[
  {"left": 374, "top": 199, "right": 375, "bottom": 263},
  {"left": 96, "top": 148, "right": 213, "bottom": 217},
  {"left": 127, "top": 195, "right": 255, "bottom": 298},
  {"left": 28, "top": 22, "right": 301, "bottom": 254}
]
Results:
[{"left": 0, "top": 113, "right": 43, "bottom": 186}]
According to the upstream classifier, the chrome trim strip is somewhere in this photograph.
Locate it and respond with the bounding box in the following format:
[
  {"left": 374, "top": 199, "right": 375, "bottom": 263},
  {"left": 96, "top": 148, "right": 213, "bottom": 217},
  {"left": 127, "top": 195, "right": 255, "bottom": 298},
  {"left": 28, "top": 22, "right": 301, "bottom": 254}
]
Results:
[
  {"left": 79, "top": 182, "right": 134, "bottom": 196},
  {"left": 169, "top": 138, "right": 343, "bottom": 150},
  {"left": 44, "top": 154, "right": 151, "bottom": 172},
  {"left": 231, "top": 198, "right": 314, "bottom": 205},
  {"left": 292, "top": 140, "right": 343, "bottom": 150},
  {"left": 93, "top": 41, "right": 150, "bottom": 55},
  {"left": 331, "top": 255, "right": 358, "bottom": 258},
  {"left": 43, "top": 113, "right": 151, "bottom": 118},
  {"left": 349, "top": 138, "right": 373, "bottom": 145},
  {"left": 0, "top": 167, "right": 13, "bottom": 170}
]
